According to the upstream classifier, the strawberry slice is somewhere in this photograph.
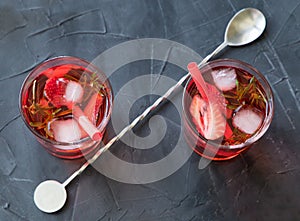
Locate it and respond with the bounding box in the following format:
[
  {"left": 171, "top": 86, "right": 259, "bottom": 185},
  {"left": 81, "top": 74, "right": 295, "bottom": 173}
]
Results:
[
  {"left": 44, "top": 77, "right": 69, "bottom": 107},
  {"left": 83, "top": 93, "right": 104, "bottom": 124},
  {"left": 189, "top": 95, "right": 226, "bottom": 140},
  {"left": 79, "top": 93, "right": 103, "bottom": 138},
  {"left": 189, "top": 95, "right": 205, "bottom": 134},
  {"left": 188, "top": 62, "right": 226, "bottom": 140}
]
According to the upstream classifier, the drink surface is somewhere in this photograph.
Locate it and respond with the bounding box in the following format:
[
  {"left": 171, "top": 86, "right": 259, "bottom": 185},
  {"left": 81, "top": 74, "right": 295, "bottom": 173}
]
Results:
[
  {"left": 186, "top": 65, "right": 268, "bottom": 146},
  {"left": 22, "top": 64, "right": 108, "bottom": 143}
]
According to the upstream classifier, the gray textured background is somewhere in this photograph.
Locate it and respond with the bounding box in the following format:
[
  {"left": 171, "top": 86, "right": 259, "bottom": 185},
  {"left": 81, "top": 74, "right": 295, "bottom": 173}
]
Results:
[{"left": 0, "top": 0, "right": 300, "bottom": 220}]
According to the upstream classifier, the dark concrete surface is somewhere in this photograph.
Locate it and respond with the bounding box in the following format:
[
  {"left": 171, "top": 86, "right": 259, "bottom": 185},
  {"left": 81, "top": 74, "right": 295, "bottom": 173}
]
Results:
[{"left": 0, "top": 0, "right": 299, "bottom": 220}]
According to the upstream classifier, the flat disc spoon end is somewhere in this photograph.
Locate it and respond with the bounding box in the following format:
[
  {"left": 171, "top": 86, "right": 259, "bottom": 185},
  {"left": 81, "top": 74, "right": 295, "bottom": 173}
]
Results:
[{"left": 34, "top": 180, "right": 67, "bottom": 213}]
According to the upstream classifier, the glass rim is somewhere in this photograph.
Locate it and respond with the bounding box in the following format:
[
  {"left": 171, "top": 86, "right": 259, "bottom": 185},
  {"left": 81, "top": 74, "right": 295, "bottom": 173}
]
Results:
[
  {"left": 182, "top": 58, "right": 274, "bottom": 150},
  {"left": 19, "top": 56, "right": 114, "bottom": 146}
]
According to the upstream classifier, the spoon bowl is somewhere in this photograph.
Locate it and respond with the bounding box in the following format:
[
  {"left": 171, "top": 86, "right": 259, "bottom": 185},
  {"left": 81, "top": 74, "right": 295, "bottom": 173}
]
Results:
[
  {"left": 225, "top": 8, "right": 266, "bottom": 46},
  {"left": 201, "top": 8, "right": 266, "bottom": 64}
]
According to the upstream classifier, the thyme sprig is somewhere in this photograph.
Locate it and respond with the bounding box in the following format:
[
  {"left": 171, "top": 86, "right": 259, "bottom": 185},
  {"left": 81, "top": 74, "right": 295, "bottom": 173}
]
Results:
[
  {"left": 26, "top": 100, "right": 72, "bottom": 139},
  {"left": 224, "top": 127, "right": 252, "bottom": 145},
  {"left": 222, "top": 76, "right": 266, "bottom": 110}
]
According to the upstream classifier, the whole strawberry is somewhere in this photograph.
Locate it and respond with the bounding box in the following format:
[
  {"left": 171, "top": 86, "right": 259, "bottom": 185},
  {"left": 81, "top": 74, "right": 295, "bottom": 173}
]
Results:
[
  {"left": 44, "top": 77, "right": 84, "bottom": 108},
  {"left": 44, "top": 77, "right": 69, "bottom": 108}
]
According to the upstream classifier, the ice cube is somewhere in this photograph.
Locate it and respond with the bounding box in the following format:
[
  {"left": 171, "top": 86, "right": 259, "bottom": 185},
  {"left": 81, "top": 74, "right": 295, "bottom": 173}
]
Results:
[
  {"left": 50, "top": 119, "right": 82, "bottom": 143},
  {"left": 212, "top": 68, "right": 237, "bottom": 91},
  {"left": 232, "top": 108, "right": 263, "bottom": 134},
  {"left": 65, "top": 81, "right": 84, "bottom": 103}
]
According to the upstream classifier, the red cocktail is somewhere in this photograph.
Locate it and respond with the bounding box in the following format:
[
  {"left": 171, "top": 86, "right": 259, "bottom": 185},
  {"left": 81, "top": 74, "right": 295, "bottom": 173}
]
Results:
[
  {"left": 183, "top": 59, "right": 274, "bottom": 160},
  {"left": 19, "top": 56, "right": 113, "bottom": 159}
]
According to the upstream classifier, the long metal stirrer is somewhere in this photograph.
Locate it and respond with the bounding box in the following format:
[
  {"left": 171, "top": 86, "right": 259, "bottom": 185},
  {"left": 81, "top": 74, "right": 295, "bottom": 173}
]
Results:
[
  {"left": 61, "top": 54, "right": 218, "bottom": 187},
  {"left": 34, "top": 8, "right": 268, "bottom": 214},
  {"left": 62, "top": 21, "right": 238, "bottom": 186}
]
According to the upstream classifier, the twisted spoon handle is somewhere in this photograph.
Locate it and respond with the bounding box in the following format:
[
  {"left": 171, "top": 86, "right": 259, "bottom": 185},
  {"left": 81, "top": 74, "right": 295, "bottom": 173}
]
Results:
[{"left": 62, "top": 42, "right": 227, "bottom": 187}]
